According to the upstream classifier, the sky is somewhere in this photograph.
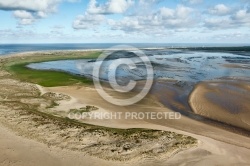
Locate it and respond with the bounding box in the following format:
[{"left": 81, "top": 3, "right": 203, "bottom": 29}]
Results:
[{"left": 0, "top": 0, "right": 250, "bottom": 43}]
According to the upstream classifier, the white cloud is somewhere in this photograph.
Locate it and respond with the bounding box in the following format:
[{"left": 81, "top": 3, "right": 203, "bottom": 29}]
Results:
[
  {"left": 209, "top": 4, "right": 231, "bottom": 15},
  {"left": 183, "top": 0, "right": 203, "bottom": 5},
  {"left": 0, "top": 0, "right": 78, "bottom": 25},
  {"left": 204, "top": 5, "right": 250, "bottom": 29},
  {"left": 0, "top": 28, "right": 81, "bottom": 43},
  {"left": 87, "top": 0, "right": 134, "bottom": 14},
  {"left": 0, "top": 0, "right": 60, "bottom": 12},
  {"left": 212, "top": 32, "right": 250, "bottom": 42},
  {"left": 107, "top": 0, "right": 134, "bottom": 13},
  {"left": 73, "top": 0, "right": 134, "bottom": 30},
  {"left": 67, "top": 0, "right": 81, "bottom": 2},
  {"left": 109, "top": 5, "right": 195, "bottom": 33},
  {"left": 232, "top": 9, "right": 249, "bottom": 20},
  {"left": 108, "top": 17, "right": 143, "bottom": 32},
  {"left": 72, "top": 13, "right": 105, "bottom": 29},
  {"left": 51, "top": 25, "right": 65, "bottom": 29},
  {"left": 231, "top": 9, "right": 250, "bottom": 26},
  {"left": 13, "top": 10, "right": 33, "bottom": 19},
  {"left": 160, "top": 8, "right": 175, "bottom": 18},
  {"left": 13, "top": 10, "right": 35, "bottom": 25},
  {"left": 204, "top": 17, "right": 232, "bottom": 29},
  {"left": 139, "top": 0, "right": 162, "bottom": 5},
  {"left": 175, "top": 5, "right": 193, "bottom": 18},
  {"left": 76, "top": 1, "right": 249, "bottom": 33}
]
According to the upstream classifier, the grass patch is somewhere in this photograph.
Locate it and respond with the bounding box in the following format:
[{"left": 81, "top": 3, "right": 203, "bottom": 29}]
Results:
[
  {"left": 69, "top": 105, "right": 99, "bottom": 114},
  {"left": 9, "top": 63, "right": 92, "bottom": 87},
  {"left": 46, "top": 100, "right": 59, "bottom": 109},
  {"left": 6, "top": 51, "right": 101, "bottom": 87},
  {"left": 184, "top": 46, "right": 250, "bottom": 52}
]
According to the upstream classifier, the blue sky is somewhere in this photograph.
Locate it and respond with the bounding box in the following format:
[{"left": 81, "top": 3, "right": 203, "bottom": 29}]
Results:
[{"left": 0, "top": 0, "right": 250, "bottom": 43}]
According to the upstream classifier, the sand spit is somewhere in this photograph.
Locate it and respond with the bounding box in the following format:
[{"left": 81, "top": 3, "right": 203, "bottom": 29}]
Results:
[
  {"left": 189, "top": 81, "right": 250, "bottom": 131},
  {"left": 1, "top": 51, "right": 250, "bottom": 166},
  {"left": 0, "top": 52, "right": 198, "bottom": 165},
  {"left": 0, "top": 77, "right": 197, "bottom": 161},
  {"left": 48, "top": 84, "right": 250, "bottom": 147}
]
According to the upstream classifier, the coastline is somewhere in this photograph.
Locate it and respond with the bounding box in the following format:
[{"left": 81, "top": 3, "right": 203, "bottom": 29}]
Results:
[
  {"left": 0, "top": 51, "right": 198, "bottom": 165},
  {"left": 0, "top": 50, "right": 250, "bottom": 165}
]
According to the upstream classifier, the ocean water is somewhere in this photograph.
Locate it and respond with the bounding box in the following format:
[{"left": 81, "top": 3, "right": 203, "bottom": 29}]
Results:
[
  {"left": 27, "top": 50, "right": 250, "bottom": 83},
  {"left": 0, "top": 43, "right": 248, "bottom": 56},
  {"left": 0, "top": 44, "right": 115, "bottom": 56},
  {"left": 1, "top": 43, "right": 249, "bottom": 82}
]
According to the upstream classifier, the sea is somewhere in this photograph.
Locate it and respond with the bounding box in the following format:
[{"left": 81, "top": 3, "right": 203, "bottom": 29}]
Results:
[{"left": 0, "top": 43, "right": 248, "bottom": 56}]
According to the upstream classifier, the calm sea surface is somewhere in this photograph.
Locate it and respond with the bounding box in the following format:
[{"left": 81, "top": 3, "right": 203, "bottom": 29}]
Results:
[{"left": 0, "top": 43, "right": 247, "bottom": 56}]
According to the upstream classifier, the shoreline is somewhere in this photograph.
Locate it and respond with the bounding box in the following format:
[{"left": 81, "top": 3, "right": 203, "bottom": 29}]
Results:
[
  {"left": 1, "top": 45, "right": 250, "bottom": 57},
  {"left": 1, "top": 50, "right": 250, "bottom": 165},
  {"left": 0, "top": 51, "right": 198, "bottom": 165},
  {"left": 189, "top": 80, "right": 250, "bottom": 132},
  {"left": 46, "top": 84, "right": 250, "bottom": 148}
]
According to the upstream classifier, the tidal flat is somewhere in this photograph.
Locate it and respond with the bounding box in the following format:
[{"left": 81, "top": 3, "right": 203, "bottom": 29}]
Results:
[{"left": 0, "top": 49, "right": 250, "bottom": 166}]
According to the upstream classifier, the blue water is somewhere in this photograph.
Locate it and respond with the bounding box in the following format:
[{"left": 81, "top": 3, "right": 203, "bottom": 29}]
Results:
[
  {"left": 27, "top": 50, "right": 250, "bottom": 83},
  {"left": 0, "top": 44, "right": 115, "bottom": 56},
  {"left": 0, "top": 43, "right": 248, "bottom": 56}
]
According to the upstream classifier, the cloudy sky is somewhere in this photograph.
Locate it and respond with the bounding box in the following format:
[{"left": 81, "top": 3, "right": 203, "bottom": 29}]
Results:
[{"left": 0, "top": 0, "right": 250, "bottom": 43}]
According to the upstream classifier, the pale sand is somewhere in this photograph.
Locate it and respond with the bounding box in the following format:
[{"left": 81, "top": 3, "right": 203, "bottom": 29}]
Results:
[
  {"left": 1, "top": 118, "right": 250, "bottom": 166},
  {"left": 1, "top": 81, "right": 250, "bottom": 165},
  {"left": 223, "top": 63, "right": 250, "bottom": 70},
  {"left": 42, "top": 85, "right": 250, "bottom": 165},
  {"left": 0, "top": 123, "right": 133, "bottom": 166},
  {"left": 189, "top": 81, "right": 250, "bottom": 131},
  {"left": 1, "top": 52, "right": 250, "bottom": 165},
  {"left": 47, "top": 85, "right": 250, "bottom": 144},
  {"left": 0, "top": 77, "right": 197, "bottom": 165}
]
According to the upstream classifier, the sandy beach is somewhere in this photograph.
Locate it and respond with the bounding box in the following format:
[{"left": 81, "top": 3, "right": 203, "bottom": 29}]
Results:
[
  {"left": 31, "top": 84, "right": 250, "bottom": 165},
  {"left": 1, "top": 0, "right": 250, "bottom": 164},
  {"left": 0, "top": 51, "right": 250, "bottom": 166},
  {"left": 189, "top": 81, "right": 250, "bottom": 131}
]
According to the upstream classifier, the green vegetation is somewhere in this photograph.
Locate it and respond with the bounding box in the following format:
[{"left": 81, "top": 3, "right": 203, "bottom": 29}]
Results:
[
  {"left": 46, "top": 100, "right": 59, "bottom": 109},
  {"left": 0, "top": 51, "right": 198, "bottom": 157},
  {"left": 69, "top": 105, "right": 99, "bottom": 114},
  {"left": 5, "top": 51, "right": 101, "bottom": 87},
  {"left": 8, "top": 63, "right": 92, "bottom": 87},
  {"left": 31, "top": 103, "right": 158, "bottom": 138},
  {"left": 185, "top": 46, "right": 250, "bottom": 52}
]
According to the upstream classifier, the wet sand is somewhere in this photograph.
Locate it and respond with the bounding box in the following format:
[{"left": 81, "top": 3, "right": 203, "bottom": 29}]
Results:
[
  {"left": 45, "top": 84, "right": 250, "bottom": 165},
  {"left": 1, "top": 51, "right": 250, "bottom": 165},
  {"left": 189, "top": 80, "right": 250, "bottom": 131}
]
